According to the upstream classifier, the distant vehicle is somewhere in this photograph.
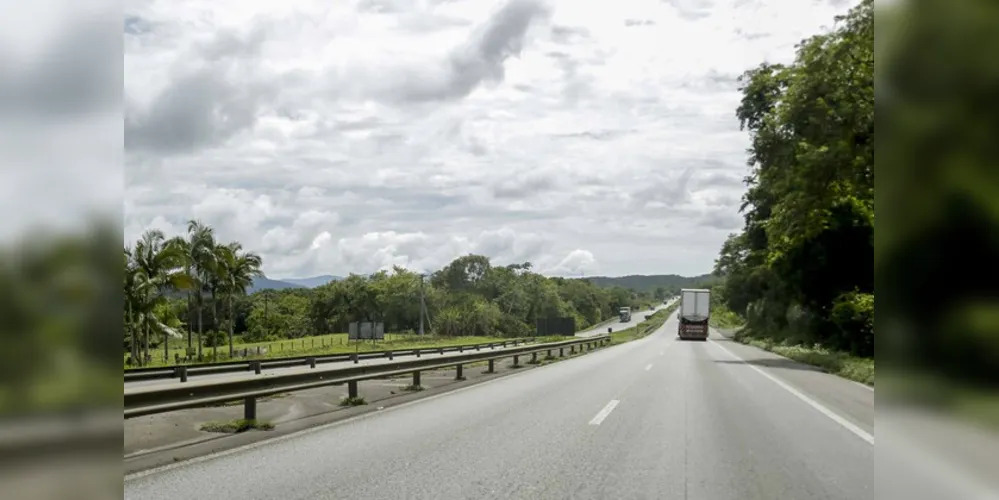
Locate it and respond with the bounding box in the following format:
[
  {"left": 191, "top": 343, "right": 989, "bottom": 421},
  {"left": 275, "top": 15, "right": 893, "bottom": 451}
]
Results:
[
  {"left": 619, "top": 306, "right": 632, "bottom": 322},
  {"left": 677, "top": 288, "right": 710, "bottom": 341}
]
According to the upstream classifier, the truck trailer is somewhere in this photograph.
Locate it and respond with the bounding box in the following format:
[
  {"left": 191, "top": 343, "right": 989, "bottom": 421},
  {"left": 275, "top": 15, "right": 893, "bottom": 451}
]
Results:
[
  {"left": 677, "top": 288, "right": 710, "bottom": 341},
  {"left": 619, "top": 306, "right": 632, "bottom": 322}
]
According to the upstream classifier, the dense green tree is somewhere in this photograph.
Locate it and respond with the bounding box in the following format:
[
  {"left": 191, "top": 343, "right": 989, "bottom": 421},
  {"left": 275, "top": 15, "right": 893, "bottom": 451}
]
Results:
[{"left": 713, "top": 0, "right": 874, "bottom": 356}]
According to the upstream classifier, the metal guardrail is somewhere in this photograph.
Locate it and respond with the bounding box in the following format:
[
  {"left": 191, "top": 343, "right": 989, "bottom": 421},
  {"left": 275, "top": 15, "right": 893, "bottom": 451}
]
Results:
[
  {"left": 124, "top": 338, "right": 540, "bottom": 383},
  {"left": 124, "top": 335, "right": 611, "bottom": 420}
]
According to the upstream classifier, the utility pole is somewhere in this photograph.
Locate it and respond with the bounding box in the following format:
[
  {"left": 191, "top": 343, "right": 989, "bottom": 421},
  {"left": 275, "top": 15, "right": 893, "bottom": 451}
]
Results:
[{"left": 418, "top": 273, "right": 426, "bottom": 336}]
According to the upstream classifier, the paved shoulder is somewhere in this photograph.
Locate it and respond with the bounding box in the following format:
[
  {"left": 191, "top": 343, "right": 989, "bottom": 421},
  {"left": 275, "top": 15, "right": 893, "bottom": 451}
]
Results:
[{"left": 707, "top": 329, "right": 873, "bottom": 437}]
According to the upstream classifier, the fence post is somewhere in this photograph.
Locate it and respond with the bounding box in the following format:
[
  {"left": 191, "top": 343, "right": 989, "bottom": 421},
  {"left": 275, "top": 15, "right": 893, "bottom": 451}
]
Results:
[
  {"left": 244, "top": 397, "right": 257, "bottom": 420},
  {"left": 348, "top": 380, "right": 358, "bottom": 399},
  {"left": 456, "top": 364, "right": 464, "bottom": 380}
]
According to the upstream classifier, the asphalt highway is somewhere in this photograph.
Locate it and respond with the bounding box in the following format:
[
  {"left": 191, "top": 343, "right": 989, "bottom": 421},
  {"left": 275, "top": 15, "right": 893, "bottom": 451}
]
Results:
[
  {"left": 575, "top": 299, "right": 674, "bottom": 338},
  {"left": 125, "top": 310, "right": 883, "bottom": 500}
]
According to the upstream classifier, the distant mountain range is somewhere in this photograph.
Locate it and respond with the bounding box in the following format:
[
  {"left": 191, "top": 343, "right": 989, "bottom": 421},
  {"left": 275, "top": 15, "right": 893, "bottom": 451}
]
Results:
[
  {"left": 584, "top": 273, "right": 719, "bottom": 293},
  {"left": 248, "top": 274, "right": 342, "bottom": 294}
]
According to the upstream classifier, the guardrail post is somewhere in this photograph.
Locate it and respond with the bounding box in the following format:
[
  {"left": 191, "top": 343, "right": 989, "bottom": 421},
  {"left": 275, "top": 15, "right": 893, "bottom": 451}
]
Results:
[
  {"left": 456, "top": 364, "right": 464, "bottom": 380},
  {"left": 476, "top": 345, "right": 480, "bottom": 351},
  {"left": 487, "top": 360, "right": 495, "bottom": 373},
  {"left": 244, "top": 397, "right": 257, "bottom": 420},
  {"left": 608, "top": 327, "right": 612, "bottom": 333},
  {"left": 459, "top": 346, "right": 463, "bottom": 353},
  {"left": 352, "top": 354, "right": 359, "bottom": 364},
  {"left": 439, "top": 348, "right": 444, "bottom": 355},
  {"left": 176, "top": 366, "right": 188, "bottom": 383},
  {"left": 512, "top": 355, "right": 520, "bottom": 367},
  {"left": 570, "top": 345, "right": 576, "bottom": 354},
  {"left": 547, "top": 349, "right": 552, "bottom": 358},
  {"left": 253, "top": 361, "right": 262, "bottom": 375},
  {"left": 531, "top": 352, "right": 537, "bottom": 363},
  {"left": 413, "top": 371, "right": 421, "bottom": 387},
  {"left": 489, "top": 343, "right": 495, "bottom": 350},
  {"left": 348, "top": 380, "right": 358, "bottom": 399},
  {"left": 308, "top": 357, "right": 316, "bottom": 368},
  {"left": 559, "top": 347, "right": 564, "bottom": 357},
  {"left": 416, "top": 350, "right": 421, "bottom": 358},
  {"left": 387, "top": 351, "right": 393, "bottom": 360}
]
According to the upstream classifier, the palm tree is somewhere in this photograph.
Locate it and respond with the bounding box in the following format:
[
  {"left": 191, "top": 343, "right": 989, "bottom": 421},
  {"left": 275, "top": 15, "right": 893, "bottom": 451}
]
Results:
[
  {"left": 127, "top": 230, "right": 191, "bottom": 364},
  {"left": 173, "top": 220, "right": 216, "bottom": 359},
  {"left": 217, "top": 241, "right": 263, "bottom": 357},
  {"left": 124, "top": 246, "right": 140, "bottom": 362}
]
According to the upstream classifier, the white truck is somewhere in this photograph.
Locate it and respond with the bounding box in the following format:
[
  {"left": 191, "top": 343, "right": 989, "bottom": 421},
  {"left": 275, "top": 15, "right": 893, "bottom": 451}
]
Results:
[
  {"left": 677, "top": 288, "right": 710, "bottom": 341},
  {"left": 619, "top": 306, "right": 632, "bottom": 322}
]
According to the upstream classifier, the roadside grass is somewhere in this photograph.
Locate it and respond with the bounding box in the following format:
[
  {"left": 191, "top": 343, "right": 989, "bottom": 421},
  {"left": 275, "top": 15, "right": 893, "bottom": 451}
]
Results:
[
  {"left": 126, "top": 333, "right": 559, "bottom": 369},
  {"left": 199, "top": 419, "right": 274, "bottom": 433},
  {"left": 709, "top": 308, "right": 744, "bottom": 329},
  {"left": 338, "top": 396, "right": 367, "bottom": 407},
  {"left": 735, "top": 335, "right": 875, "bottom": 386}
]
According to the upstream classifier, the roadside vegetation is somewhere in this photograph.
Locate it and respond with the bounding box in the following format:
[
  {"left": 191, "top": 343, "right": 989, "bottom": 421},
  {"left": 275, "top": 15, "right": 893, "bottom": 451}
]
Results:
[
  {"left": 710, "top": 1, "right": 875, "bottom": 384},
  {"left": 125, "top": 223, "right": 670, "bottom": 367},
  {"left": 199, "top": 419, "right": 274, "bottom": 433}
]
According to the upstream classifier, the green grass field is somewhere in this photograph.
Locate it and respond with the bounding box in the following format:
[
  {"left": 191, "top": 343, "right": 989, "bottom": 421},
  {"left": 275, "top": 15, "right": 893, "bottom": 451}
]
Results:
[{"left": 126, "top": 332, "right": 572, "bottom": 368}]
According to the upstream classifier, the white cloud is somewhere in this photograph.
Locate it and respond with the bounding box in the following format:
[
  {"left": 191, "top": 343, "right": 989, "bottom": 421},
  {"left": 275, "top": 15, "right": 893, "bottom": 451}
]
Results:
[{"left": 122, "top": 0, "right": 856, "bottom": 278}]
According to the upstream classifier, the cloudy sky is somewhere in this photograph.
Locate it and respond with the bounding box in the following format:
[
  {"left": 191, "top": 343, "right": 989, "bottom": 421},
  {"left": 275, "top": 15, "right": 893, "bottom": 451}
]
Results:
[{"left": 124, "top": 0, "right": 854, "bottom": 279}]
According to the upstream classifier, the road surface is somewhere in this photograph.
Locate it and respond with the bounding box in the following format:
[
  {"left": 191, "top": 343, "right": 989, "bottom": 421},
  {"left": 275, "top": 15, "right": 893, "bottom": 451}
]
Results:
[{"left": 125, "top": 311, "right": 884, "bottom": 500}]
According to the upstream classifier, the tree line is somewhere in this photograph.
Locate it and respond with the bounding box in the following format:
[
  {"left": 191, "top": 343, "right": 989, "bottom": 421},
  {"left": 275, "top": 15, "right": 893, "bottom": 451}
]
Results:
[
  {"left": 124, "top": 222, "right": 662, "bottom": 365},
  {"left": 712, "top": 0, "right": 874, "bottom": 357}
]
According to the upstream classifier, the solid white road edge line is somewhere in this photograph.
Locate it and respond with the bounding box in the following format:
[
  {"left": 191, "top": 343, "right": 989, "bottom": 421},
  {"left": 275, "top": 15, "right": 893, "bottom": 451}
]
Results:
[
  {"left": 709, "top": 339, "right": 874, "bottom": 445},
  {"left": 589, "top": 400, "right": 620, "bottom": 426}
]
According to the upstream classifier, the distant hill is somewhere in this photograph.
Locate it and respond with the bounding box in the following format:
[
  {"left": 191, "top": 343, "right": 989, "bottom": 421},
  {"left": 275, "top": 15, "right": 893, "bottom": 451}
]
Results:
[
  {"left": 248, "top": 276, "right": 308, "bottom": 294},
  {"left": 584, "top": 274, "right": 720, "bottom": 293},
  {"left": 282, "top": 275, "right": 342, "bottom": 288}
]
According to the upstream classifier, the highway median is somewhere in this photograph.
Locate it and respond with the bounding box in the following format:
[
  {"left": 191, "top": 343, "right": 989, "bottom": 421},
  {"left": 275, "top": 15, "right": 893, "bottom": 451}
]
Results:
[{"left": 124, "top": 333, "right": 614, "bottom": 473}]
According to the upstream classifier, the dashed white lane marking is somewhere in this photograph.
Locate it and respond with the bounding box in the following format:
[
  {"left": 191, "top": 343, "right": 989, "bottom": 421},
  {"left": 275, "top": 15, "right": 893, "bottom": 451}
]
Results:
[{"left": 589, "top": 400, "right": 620, "bottom": 426}]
